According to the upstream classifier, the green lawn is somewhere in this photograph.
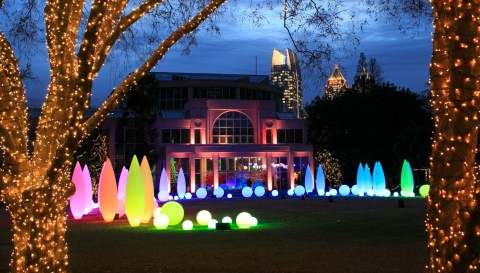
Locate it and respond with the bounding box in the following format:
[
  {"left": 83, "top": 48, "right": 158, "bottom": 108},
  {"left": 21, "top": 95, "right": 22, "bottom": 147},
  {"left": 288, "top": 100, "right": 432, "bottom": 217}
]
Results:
[{"left": 0, "top": 196, "right": 427, "bottom": 273}]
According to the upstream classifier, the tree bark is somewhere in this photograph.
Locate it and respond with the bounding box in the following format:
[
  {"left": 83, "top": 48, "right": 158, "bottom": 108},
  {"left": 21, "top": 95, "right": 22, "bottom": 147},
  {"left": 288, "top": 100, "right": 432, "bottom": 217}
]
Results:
[{"left": 427, "top": 1, "right": 480, "bottom": 272}]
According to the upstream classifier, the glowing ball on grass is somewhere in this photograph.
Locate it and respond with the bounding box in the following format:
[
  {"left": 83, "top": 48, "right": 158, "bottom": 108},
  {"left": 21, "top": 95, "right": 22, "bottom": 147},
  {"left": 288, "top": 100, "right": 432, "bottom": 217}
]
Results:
[
  {"left": 339, "top": 185, "right": 350, "bottom": 196},
  {"left": 82, "top": 165, "right": 94, "bottom": 214},
  {"left": 185, "top": 192, "right": 192, "bottom": 199},
  {"left": 182, "top": 220, "right": 193, "bottom": 230},
  {"left": 196, "top": 188, "right": 207, "bottom": 199},
  {"left": 294, "top": 185, "right": 305, "bottom": 196},
  {"left": 98, "top": 158, "right": 118, "bottom": 222},
  {"left": 213, "top": 187, "right": 224, "bottom": 198},
  {"left": 174, "top": 196, "right": 179, "bottom": 200},
  {"left": 70, "top": 162, "right": 86, "bottom": 220},
  {"left": 168, "top": 195, "right": 173, "bottom": 200},
  {"left": 236, "top": 212, "right": 252, "bottom": 229},
  {"left": 359, "top": 192, "right": 364, "bottom": 197},
  {"left": 383, "top": 189, "right": 391, "bottom": 197},
  {"left": 158, "top": 191, "right": 169, "bottom": 202},
  {"left": 158, "top": 168, "right": 168, "bottom": 194},
  {"left": 351, "top": 185, "right": 359, "bottom": 195},
  {"left": 208, "top": 219, "right": 218, "bottom": 229},
  {"left": 372, "top": 162, "right": 386, "bottom": 196},
  {"left": 304, "top": 165, "right": 314, "bottom": 193},
  {"left": 316, "top": 164, "right": 326, "bottom": 195},
  {"left": 227, "top": 193, "right": 232, "bottom": 198},
  {"left": 419, "top": 184, "right": 430, "bottom": 197},
  {"left": 329, "top": 189, "right": 338, "bottom": 196},
  {"left": 242, "top": 186, "right": 253, "bottom": 197},
  {"left": 196, "top": 210, "right": 212, "bottom": 225},
  {"left": 400, "top": 160, "right": 414, "bottom": 197},
  {"left": 222, "top": 216, "right": 232, "bottom": 224},
  {"left": 367, "top": 189, "right": 375, "bottom": 196},
  {"left": 125, "top": 156, "right": 145, "bottom": 227},
  {"left": 153, "top": 207, "right": 162, "bottom": 218},
  {"left": 177, "top": 167, "right": 186, "bottom": 199},
  {"left": 117, "top": 166, "right": 128, "bottom": 202},
  {"left": 326, "top": 192, "right": 331, "bottom": 197},
  {"left": 140, "top": 156, "right": 155, "bottom": 223},
  {"left": 254, "top": 186, "right": 265, "bottom": 197},
  {"left": 409, "top": 192, "right": 415, "bottom": 197},
  {"left": 153, "top": 213, "right": 169, "bottom": 229},
  {"left": 287, "top": 189, "right": 294, "bottom": 196},
  {"left": 161, "top": 201, "right": 184, "bottom": 225},
  {"left": 393, "top": 192, "right": 399, "bottom": 197},
  {"left": 271, "top": 190, "right": 279, "bottom": 197},
  {"left": 251, "top": 217, "right": 258, "bottom": 227}
]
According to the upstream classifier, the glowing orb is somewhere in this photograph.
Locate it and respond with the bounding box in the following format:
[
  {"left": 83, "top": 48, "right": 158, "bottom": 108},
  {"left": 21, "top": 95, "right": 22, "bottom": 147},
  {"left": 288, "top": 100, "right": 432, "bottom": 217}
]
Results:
[
  {"left": 173, "top": 196, "right": 179, "bottom": 200},
  {"left": 153, "top": 213, "right": 169, "bottom": 229},
  {"left": 339, "top": 185, "right": 350, "bottom": 196},
  {"left": 161, "top": 201, "right": 184, "bottom": 226},
  {"left": 409, "top": 192, "right": 415, "bottom": 197},
  {"left": 419, "top": 184, "right": 430, "bottom": 197},
  {"left": 227, "top": 193, "right": 232, "bottom": 198},
  {"left": 196, "top": 188, "right": 207, "bottom": 199},
  {"left": 157, "top": 191, "right": 169, "bottom": 202},
  {"left": 294, "top": 185, "right": 306, "bottom": 196},
  {"left": 359, "top": 192, "right": 364, "bottom": 197},
  {"left": 393, "top": 192, "right": 399, "bottom": 197},
  {"left": 251, "top": 217, "right": 258, "bottom": 227},
  {"left": 367, "top": 189, "right": 375, "bottom": 196},
  {"left": 236, "top": 212, "right": 252, "bottom": 229},
  {"left": 213, "top": 187, "right": 224, "bottom": 198},
  {"left": 208, "top": 219, "right": 218, "bottom": 229},
  {"left": 287, "top": 189, "right": 294, "bottom": 196},
  {"left": 168, "top": 195, "right": 173, "bottom": 200},
  {"left": 222, "top": 216, "right": 232, "bottom": 224},
  {"left": 384, "top": 189, "right": 391, "bottom": 197},
  {"left": 326, "top": 192, "right": 331, "bottom": 196},
  {"left": 182, "top": 220, "right": 193, "bottom": 230},
  {"left": 185, "top": 192, "right": 192, "bottom": 199},
  {"left": 351, "top": 185, "right": 359, "bottom": 195},
  {"left": 329, "top": 189, "right": 338, "bottom": 196},
  {"left": 153, "top": 207, "right": 162, "bottom": 218},
  {"left": 196, "top": 210, "right": 212, "bottom": 226},
  {"left": 271, "top": 190, "right": 279, "bottom": 197},
  {"left": 254, "top": 186, "right": 265, "bottom": 197},
  {"left": 317, "top": 189, "right": 325, "bottom": 196},
  {"left": 242, "top": 187, "right": 253, "bottom": 198}
]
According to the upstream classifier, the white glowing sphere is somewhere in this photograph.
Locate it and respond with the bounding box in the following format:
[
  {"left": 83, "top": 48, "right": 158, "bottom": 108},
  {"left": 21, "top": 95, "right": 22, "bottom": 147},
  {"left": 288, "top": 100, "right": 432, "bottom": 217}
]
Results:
[
  {"left": 367, "top": 189, "right": 375, "bottom": 196},
  {"left": 409, "top": 192, "right": 415, "bottom": 197},
  {"left": 213, "top": 187, "right": 224, "bottom": 198},
  {"left": 254, "top": 186, "right": 265, "bottom": 197},
  {"left": 326, "top": 192, "right": 331, "bottom": 196},
  {"left": 393, "top": 192, "right": 399, "bottom": 197},
  {"left": 153, "top": 207, "right": 162, "bottom": 218},
  {"left": 251, "top": 217, "right": 258, "bottom": 227},
  {"left": 173, "top": 196, "right": 179, "bottom": 200},
  {"left": 287, "top": 189, "right": 294, "bottom": 196},
  {"left": 222, "top": 216, "right": 232, "bottom": 224},
  {"left": 185, "top": 192, "right": 192, "bottom": 199},
  {"left": 157, "top": 191, "right": 169, "bottom": 202},
  {"left": 153, "top": 213, "right": 169, "bottom": 229},
  {"left": 208, "top": 219, "right": 218, "bottom": 229},
  {"left": 236, "top": 212, "right": 252, "bottom": 229},
  {"left": 294, "top": 185, "right": 306, "bottom": 196},
  {"left": 329, "top": 189, "right": 338, "bottom": 196},
  {"left": 318, "top": 189, "right": 325, "bottom": 196},
  {"left": 196, "top": 188, "right": 207, "bottom": 199},
  {"left": 359, "top": 192, "right": 365, "bottom": 197},
  {"left": 351, "top": 185, "right": 359, "bottom": 195},
  {"left": 271, "top": 190, "right": 279, "bottom": 197},
  {"left": 168, "top": 195, "right": 173, "bottom": 200},
  {"left": 383, "top": 189, "right": 391, "bottom": 197},
  {"left": 196, "top": 210, "right": 212, "bottom": 226},
  {"left": 227, "top": 193, "right": 232, "bottom": 198},
  {"left": 242, "top": 187, "right": 253, "bottom": 198},
  {"left": 339, "top": 185, "right": 350, "bottom": 196},
  {"left": 182, "top": 220, "right": 193, "bottom": 230}
]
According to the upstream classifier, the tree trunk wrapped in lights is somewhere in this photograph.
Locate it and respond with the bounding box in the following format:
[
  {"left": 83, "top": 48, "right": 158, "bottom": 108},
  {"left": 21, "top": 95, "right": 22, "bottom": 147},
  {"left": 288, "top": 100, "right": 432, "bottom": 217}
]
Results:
[
  {"left": 427, "top": 1, "right": 480, "bottom": 272},
  {"left": 0, "top": 0, "right": 227, "bottom": 272}
]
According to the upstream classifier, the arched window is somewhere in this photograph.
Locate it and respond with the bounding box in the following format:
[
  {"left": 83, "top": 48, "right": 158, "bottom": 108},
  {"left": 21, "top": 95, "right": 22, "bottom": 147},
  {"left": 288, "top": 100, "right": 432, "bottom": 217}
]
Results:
[{"left": 212, "top": 112, "right": 254, "bottom": 144}]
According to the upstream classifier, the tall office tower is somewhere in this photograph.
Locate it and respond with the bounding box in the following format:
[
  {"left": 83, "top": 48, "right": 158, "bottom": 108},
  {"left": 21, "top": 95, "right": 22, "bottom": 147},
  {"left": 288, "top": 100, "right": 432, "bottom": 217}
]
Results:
[
  {"left": 324, "top": 64, "right": 349, "bottom": 99},
  {"left": 271, "top": 48, "right": 303, "bottom": 118}
]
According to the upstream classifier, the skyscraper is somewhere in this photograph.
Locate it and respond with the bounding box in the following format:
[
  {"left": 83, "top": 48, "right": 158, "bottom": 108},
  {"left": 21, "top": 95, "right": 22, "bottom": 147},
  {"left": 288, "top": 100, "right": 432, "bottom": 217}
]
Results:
[
  {"left": 324, "top": 64, "right": 349, "bottom": 99},
  {"left": 271, "top": 48, "right": 303, "bottom": 118}
]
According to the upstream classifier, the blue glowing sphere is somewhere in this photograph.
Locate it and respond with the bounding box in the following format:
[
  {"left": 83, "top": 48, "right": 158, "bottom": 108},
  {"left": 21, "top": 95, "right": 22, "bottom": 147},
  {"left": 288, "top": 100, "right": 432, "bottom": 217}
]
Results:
[
  {"left": 294, "top": 185, "right": 306, "bottom": 196},
  {"left": 242, "top": 187, "right": 253, "bottom": 198},
  {"left": 318, "top": 189, "right": 325, "bottom": 196},
  {"left": 339, "top": 185, "right": 350, "bottom": 196},
  {"left": 254, "top": 186, "right": 265, "bottom": 197},
  {"left": 271, "top": 190, "right": 279, "bottom": 197},
  {"left": 185, "top": 192, "right": 192, "bottom": 199},
  {"left": 227, "top": 193, "right": 232, "bottom": 198},
  {"left": 157, "top": 191, "right": 169, "bottom": 202},
  {"left": 213, "top": 187, "right": 224, "bottom": 198},
  {"left": 351, "top": 185, "right": 359, "bottom": 195},
  {"left": 383, "top": 189, "right": 391, "bottom": 197},
  {"left": 393, "top": 192, "right": 399, "bottom": 197},
  {"left": 196, "top": 188, "right": 207, "bottom": 199},
  {"left": 287, "top": 189, "right": 294, "bottom": 196},
  {"left": 329, "top": 189, "right": 338, "bottom": 196}
]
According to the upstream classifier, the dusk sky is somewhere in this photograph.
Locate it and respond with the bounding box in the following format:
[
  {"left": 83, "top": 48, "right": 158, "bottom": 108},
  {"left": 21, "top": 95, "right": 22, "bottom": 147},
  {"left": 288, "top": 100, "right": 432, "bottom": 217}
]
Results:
[{"left": 23, "top": 2, "right": 432, "bottom": 107}]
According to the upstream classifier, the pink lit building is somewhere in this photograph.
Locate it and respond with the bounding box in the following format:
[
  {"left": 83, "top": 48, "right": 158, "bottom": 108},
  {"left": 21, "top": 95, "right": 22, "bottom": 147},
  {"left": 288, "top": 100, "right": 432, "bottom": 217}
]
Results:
[{"left": 103, "top": 72, "right": 313, "bottom": 193}]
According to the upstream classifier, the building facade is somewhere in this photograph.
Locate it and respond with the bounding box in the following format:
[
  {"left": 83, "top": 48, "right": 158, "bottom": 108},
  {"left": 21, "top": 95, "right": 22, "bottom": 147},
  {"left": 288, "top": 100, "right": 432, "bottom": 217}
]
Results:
[
  {"left": 103, "top": 72, "right": 313, "bottom": 193},
  {"left": 324, "top": 64, "right": 349, "bottom": 99},
  {"left": 271, "top": 48, "right": 304, "bottom": 118}
]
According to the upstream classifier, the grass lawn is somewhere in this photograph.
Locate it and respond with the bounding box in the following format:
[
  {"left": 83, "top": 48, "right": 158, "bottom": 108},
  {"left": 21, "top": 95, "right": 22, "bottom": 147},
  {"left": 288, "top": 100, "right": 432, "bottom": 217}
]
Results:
[{"left": 0, "top": 196, "right": 427, "bottom": 273}]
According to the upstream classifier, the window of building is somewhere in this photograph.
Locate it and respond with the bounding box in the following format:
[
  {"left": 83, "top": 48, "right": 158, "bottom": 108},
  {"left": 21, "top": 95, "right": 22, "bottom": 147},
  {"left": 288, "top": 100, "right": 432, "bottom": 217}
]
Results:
[
  {"left": 266, "top": 129, "right": 272, "bottom": 144},
  {"left": 161, "top": 129, "right": 190, "bottom": 143},
  {"left": 194, "top": 129, "right": 201, "bottom": 144},
  {"left": 193, "top": 87, "right": 236, "bottom": 100},
  {"left": 276, "top": 129, "right": 303, "bottom": 143},
  {"left": 154, "top": 87, "right": 188, "bottom": 113},
  {"left": 212, "top": 112, "right": 254, "bottom": 144}
]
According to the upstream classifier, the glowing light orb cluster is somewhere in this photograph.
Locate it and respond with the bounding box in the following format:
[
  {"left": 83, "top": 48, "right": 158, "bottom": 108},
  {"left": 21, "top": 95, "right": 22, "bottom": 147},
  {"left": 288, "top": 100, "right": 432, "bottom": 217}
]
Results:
[
  {"left": 213, "top": 187, "right": 224, "bottom": 198},
  {"left": 161, "top": 201, "right": 184, "bottom": 226},
  {"left": 304, "top": 165, "right": 314, "bottom": 193},
  {"left": 400, "top": 160, "right": 415, "bottom": 197},
  {"left": 196, "top": 210, "right": 212, "bottom": 225},
  {"left": 153, "top": 213, "right": 169, "bottom": 229},
  {"left": 339, "top": 185, "right": 350, "bottom": 196},
  {"left": 182, "top": 220, "right": 193, "bottom": 230},
  {"left": 419, "top": 184, "right": 430, "bottom": 197},
  {"left": 196, "top": 188, "right": 208, "bottom": 199},
  {"left": 254, "top": 186, "right": 265, "bottom": 197},
  {"left": 236, "top": 212, "right": 253, "bottom": 229},
  {"left": 316, "top": 164, "right": 326, "bottom": 195},
  {"left": 294, "top": 185, "right": 305, "bottom": 196},
  {"left": 242, "top": 186, "right": 253, "bottom": 197},
  {"left": 98, "top": 158, "right": 118, "bottom": 222},
  {"left": 372, "top": 162, "right": 386, "bottom": 196}
]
